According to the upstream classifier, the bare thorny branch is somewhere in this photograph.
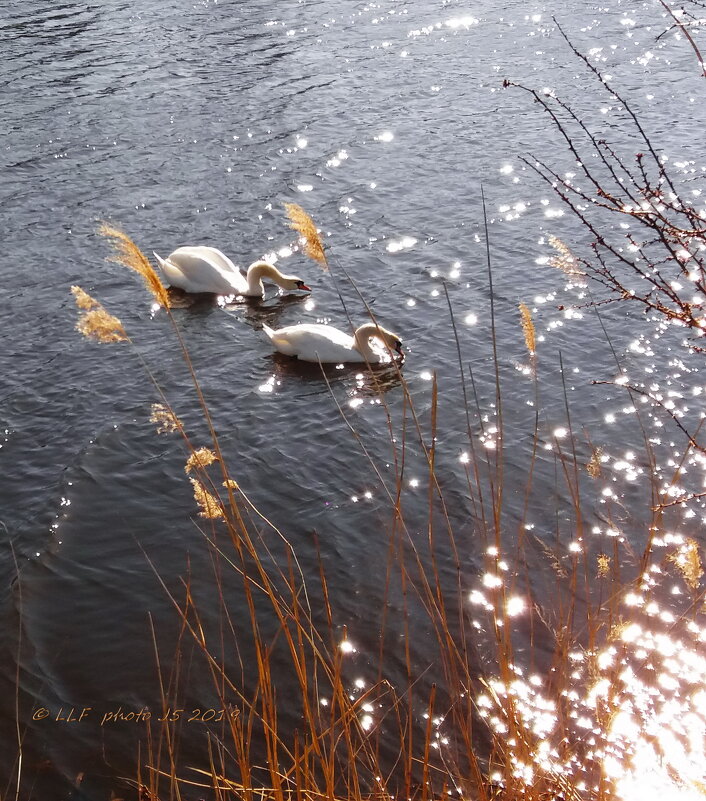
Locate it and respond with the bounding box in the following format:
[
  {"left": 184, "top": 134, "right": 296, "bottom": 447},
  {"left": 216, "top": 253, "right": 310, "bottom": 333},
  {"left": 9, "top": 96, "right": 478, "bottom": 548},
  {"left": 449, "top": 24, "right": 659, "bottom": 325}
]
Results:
[{"left": 505, "top": 12, "right": 706, "bottom": 458}]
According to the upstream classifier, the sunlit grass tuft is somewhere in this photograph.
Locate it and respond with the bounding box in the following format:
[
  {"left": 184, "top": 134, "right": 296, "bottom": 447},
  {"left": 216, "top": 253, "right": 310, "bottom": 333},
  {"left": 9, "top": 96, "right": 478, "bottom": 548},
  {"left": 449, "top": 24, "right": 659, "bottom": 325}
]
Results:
[
  {"left": 190, "top": 477, "right": 224, "bottom": 519},
  {"left": 519, "top": 301, "right": 536, "bottom": 356},
  {"left": 586, "top": 447, "right": 603, "bottom": 478},
  {"left": 547, "top": 235, "right": 585, "bottom": 278},
  {"left": 71, "top": 285, "right": 128, "bottom": 343},
  {"left": 149, "top": 403, "right": 182, "bottom": 435},
  {"left": 185, "top": 447, "right": 218, "bottom": 474},
  {"left": 98, "top": 222, "right": 171, "bottom": 308},
  {"left": 668, "top": 538, "right": 703, "bottom": 591},
  {"left": 597, "top": 553, "right": 611, "bottom": 578},
  {"left": 284, "top": 203, "right": 328, "bottom": 269}
]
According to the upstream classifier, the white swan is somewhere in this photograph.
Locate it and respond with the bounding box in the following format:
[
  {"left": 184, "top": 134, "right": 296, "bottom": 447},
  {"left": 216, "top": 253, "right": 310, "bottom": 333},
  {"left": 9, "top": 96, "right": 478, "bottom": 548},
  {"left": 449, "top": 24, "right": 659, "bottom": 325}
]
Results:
[
  {"left": 262, "top": 322, "right": 404, "bottom": 364},
  {"left": 153, "top": 246, "right": 311, "bottom": 296}
]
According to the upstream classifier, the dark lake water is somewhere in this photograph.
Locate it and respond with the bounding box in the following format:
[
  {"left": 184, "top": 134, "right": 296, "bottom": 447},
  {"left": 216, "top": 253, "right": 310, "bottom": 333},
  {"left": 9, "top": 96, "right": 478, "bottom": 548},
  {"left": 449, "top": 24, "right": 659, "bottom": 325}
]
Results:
[{"left": 2, "top": 1, "right": 705, "bottom": 798}]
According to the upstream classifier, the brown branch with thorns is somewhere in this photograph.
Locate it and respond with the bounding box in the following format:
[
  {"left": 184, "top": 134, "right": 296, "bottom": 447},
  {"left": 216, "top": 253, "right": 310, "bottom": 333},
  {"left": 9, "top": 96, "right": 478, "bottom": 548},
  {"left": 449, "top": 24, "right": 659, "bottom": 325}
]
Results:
[{"left": 504, "top": 16, "right": 706, "bottom": 346}]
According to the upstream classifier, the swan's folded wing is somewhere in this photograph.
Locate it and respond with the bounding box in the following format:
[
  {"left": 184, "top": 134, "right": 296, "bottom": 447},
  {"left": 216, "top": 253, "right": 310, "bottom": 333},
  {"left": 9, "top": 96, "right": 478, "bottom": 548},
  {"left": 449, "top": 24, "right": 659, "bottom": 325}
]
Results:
[
  {"left": 188, "top": 246, "right": 242, "bottom": 276},
  {"left": 165, "top": 248, "right": 244, "bottom": 293},
  {"left": 154, "top": 252, "right": 187, "bottom": 287},
  {"left": 265, "top": 324, "right": 357, "bottom": 361}
]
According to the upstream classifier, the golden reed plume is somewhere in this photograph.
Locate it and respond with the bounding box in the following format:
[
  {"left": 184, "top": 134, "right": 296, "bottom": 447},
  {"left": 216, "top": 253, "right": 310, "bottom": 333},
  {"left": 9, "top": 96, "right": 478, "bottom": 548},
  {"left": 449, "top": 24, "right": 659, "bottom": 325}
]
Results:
[
  {"left": 548, "top": 235, "right": 585, "bottom": 277},
  {"left": 668, "top": 538, "right": 703, "bottom": 591},
  {"left": 519, "top": 301, "right": 536, "bottom": 356},
  {"left": 98, "top": 223, "right": 171, "bottom": 308},
  {"left": 596, "top": 553, "right": 611, "bottom": 578},
  {"left": 149, "top": 403, "right": 182, "bottom": 435},
  {"left": 71, "top": 286, "right": 128, "bottom": 343},
  {"left": 185, "top": 447, "right": 218, "bottom": 474},
  {"left": 586, "top": 447, "right": 603, "bottom": 478},
  {"left": 190, "top": 478, "right": 224, "bottom": 519},
  {"left": 284, "top": 203, "right": 328, "bottom": 270}
]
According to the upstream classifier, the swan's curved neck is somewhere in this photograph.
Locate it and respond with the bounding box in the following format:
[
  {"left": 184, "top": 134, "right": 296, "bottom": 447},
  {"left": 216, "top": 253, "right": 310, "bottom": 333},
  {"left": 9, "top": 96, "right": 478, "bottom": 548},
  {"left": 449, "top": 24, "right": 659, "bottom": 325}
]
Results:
[
  {"left": 353, "top": 323, "right": 382, "bottom": 361},
  {"left": 245, "top": 261, "right": 288, "bottom": 292}
]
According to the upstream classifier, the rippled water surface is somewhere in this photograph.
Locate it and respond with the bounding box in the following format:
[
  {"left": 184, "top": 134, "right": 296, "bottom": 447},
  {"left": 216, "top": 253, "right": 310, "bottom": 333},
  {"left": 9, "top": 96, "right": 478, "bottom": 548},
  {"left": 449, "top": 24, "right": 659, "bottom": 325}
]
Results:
[{"left": 2, "top": 0, "right": 705, "bottom": 798}]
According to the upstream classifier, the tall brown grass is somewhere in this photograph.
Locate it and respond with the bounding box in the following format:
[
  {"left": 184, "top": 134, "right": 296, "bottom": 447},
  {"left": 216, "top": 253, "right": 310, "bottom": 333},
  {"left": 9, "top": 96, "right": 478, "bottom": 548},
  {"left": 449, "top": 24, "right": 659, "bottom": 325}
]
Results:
[{"left": 62, "top": 210, "right": 706, "bottom": 801}]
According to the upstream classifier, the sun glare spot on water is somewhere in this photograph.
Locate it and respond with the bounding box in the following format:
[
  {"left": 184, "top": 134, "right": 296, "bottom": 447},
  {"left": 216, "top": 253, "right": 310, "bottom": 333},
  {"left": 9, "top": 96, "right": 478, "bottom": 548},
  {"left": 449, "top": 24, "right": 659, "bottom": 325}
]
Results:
[
  {"left": 326, "top": 149, "right": 348, "bottom": 167},
  {"left": 506, "top": 596, "right": 526, "bottom": 617},
  {"left": 470, "top": 519, "right": 706, "bottom": 800},
  {"left": 375, "top": 131, "right": 394, "bottom": 142},
  {"left": 387, "top": 235, "right": 417, "bottom": 252},
  {"left": 444, "top": 15, "right": 479, "bottom": 29},
  {"left": 544, "top": 207, "right": 565, "bottom": 219}
]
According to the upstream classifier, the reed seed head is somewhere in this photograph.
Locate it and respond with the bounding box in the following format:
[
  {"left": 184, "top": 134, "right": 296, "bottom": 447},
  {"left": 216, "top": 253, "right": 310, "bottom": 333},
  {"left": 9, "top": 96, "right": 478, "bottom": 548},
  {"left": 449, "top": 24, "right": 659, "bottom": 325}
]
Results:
[
  {"left": 519, "top": 301, "right": 536, "bottom": 355},
  {"left": 668, "top": 538, "right": 703, "bottom": 590},
  {"left": 284, "top": 203, "right": 328, "bottom": 270},
  {"left": 150, "top": 402, "right": 182, "bottom": 435},
  {"left": 223, "top": 479, "right": 239, "bottom": 490},
  {"left": 586, "top": 447, "right": 603, "bottom": 478},
  {"left": 190, "top": 478, "right": 224, "bottom": 519},
  {"left": 185, "top": 447, "right": 218, "bottom": 474},
  {"left": 71, "top": 285, "right": 128, "bottom": 343},
  {"left": 71, "top": 285, "right": 99, "bottom": 311},
  {"left": 548, "top": 235, "right": 585, "bottom": 277},
  {"left": 597, "top": 554, "right": 611, "bottom": 578},
  {"left": 98, "top": 222, "right": 171, "bottom": 308}
]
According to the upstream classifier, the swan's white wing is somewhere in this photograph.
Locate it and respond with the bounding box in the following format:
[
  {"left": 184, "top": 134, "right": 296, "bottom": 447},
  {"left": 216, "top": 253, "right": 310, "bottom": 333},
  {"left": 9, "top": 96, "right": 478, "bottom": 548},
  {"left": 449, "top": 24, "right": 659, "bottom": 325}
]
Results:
[
  {"left": 154, "top": 252, "right": 188, "bottom": 288},
  {"left": 163, "top": 247, "right": 246, "bottom": 294},
  {"left": 266, "top": 324, "right": 363, "bottom": 362},
  {"left": 188, "top": 246, "right": 242, "bottom": 275}
]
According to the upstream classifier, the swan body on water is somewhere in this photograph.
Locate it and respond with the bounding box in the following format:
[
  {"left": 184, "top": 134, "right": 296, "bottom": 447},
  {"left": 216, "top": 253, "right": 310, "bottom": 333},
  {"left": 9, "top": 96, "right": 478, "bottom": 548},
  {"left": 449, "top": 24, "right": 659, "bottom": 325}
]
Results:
[
  {"left": 263, "top": 322, "right": 404, "bottom": 364},
  {"left": 153, "top": 246, "right": 311, "bottom": 296}
]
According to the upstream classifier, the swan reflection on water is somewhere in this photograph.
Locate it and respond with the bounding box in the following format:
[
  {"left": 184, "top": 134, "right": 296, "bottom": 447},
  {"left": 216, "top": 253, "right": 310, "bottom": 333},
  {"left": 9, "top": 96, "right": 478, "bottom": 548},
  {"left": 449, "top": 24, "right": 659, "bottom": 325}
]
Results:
[
  {"left": 166, "top": 286, "right": 312, "bottom": 329},
  {"left": 265, "top": 350, "right": 404, "bottom": 399}
]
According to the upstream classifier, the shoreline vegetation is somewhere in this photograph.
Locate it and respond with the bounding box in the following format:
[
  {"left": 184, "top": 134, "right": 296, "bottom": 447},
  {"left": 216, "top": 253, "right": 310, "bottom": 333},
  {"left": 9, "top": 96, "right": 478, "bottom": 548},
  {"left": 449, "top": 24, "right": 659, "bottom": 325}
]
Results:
[{"left": 10, "top": 7, "right": 706, "bottom": 800}]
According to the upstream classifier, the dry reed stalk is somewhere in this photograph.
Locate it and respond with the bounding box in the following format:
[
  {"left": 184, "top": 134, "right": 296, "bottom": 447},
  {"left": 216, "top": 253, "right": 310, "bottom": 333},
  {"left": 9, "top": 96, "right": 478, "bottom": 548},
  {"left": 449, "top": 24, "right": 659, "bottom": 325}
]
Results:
[
  {"left": 149, "top": 403, "right": 182, "bottom": 435},
  {"left": 98, "top": 222, "right": 171, "bottom": 308},
  {"left": 185, "top": 447, "right": 218, "bottom": 474},
  {"left": 519, "top": 301, "right": 536, "bottom": 355},
  {"left": 71, "top": 285, "right": 128, "bottom": 343},
  {"left": 284, "top": 203, "right": 328, "bottom": 269}
]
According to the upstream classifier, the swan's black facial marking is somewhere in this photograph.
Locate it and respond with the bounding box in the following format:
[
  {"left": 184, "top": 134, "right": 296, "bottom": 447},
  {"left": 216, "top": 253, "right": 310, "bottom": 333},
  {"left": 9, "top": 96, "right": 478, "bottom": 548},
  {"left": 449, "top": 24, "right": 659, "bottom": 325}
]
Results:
[
  {"left": 394, "top": 339, "right": 404, "bottom": 356},
  {"left": 295, "top": 280, "right": 312, "bottom": 292}
]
